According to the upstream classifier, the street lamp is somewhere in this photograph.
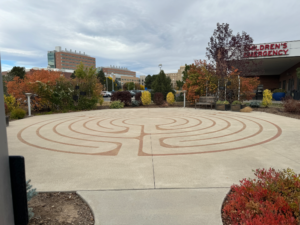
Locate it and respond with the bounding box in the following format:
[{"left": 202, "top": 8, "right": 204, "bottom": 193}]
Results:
[
  {"left": 158, "top": 64, "right": 162, "bottom": 72},
  {"left": 25, "top": 93, "right": 33, "bottom": 116}
]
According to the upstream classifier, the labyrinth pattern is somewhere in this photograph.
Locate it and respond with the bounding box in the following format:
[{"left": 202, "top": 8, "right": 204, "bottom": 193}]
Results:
[{"left": 17, "top": 110, "right": 282, "bottom": 156}]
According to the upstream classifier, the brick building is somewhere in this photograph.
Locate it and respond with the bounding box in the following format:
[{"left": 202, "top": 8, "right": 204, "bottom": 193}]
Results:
[
  {"left": 166, "top": 66, "right": 185, "bottom": 88},
  {"left": 48, "top": 46, "right": 96, "bottom": 70}
]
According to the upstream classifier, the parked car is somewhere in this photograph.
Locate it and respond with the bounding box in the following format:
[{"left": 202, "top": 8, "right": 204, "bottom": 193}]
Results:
[
  {"left": 129, "top": 91, "right": 136, "bottom": 97},
  {"left": 101, "top": 91, "right": 111, "bottom": 97}
]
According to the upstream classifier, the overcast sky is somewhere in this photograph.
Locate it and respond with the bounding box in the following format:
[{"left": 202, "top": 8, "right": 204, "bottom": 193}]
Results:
[{"left": 1, "top": 0, "right": 300, "bottom": 76}]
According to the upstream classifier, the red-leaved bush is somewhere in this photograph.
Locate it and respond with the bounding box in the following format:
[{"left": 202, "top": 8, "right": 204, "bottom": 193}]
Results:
[
  {"left": 135, "top": 92, "right": 143, "bottom": 105},
  {"left": 111, "top": 91, "right": 132, "bottom": 106},
  {"left": 283, "top": 97, "right": 300, "bottom": 114},
  {"left": 223, "top": 168, "right": 300, "bottom": 225},
  {"left": 153, "top": 92, "right": 164, "bottom": 105}
]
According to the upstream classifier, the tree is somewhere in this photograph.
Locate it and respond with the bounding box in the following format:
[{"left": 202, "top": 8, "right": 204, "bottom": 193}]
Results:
[
  {"left": 70, "top": 72, "right": 76, "bottom": 79},
  {"left": 151, "top": 70, "right": 174, "bottom": 99},
  {"left": 206, "top": 23, "right": 261, "bottom": 79},
  {"left": 104, "top": 77, "right": 117, "bottom": 91},
  {"left": 97, "top": 69, "right": 106, "bottom": 85},
  {"left": 182, "top": 64, "right": 191, "bottom": 82},
  {"left": 75, "top": 62, "right": 97, "bottom": 79},
  {"left": 123, "top": 82, "right": 135, "bottom": 90},
  {"left": 176, "top": 80, "right": 184, "bottom": 90},
  {"left": 183, "top": 60, "right": 217, "bottom": 103},
  {"left": 8, "top": 66, "right": 26, "bottom": 79},
  {"left": 145, "top": 75, "right": 152, "bottom": 89}
]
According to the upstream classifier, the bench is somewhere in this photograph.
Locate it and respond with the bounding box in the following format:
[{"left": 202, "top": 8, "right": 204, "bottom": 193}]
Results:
[{"left": 195, "top": 96, "right": 216, "bottom": 110}]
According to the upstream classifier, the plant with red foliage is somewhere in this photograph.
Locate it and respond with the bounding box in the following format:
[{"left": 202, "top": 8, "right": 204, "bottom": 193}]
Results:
[
  {"left": 135, "top": 92, "right": 143, "bottom": 105},
  {"left": 111, "top": 91, "right": 132, "bottom": 106},
  {"left": 223, "top": 168, "right": 300, "bottom": 225},
  {"left": 153, "top": 92, "right": 164, "bottom": 105},
  {"left": 283, "top": 97, "right": 300, "bottom": 114}
]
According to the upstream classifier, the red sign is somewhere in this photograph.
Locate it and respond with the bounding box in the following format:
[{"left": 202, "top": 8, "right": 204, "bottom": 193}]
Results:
[{"left": 244, "top": 43, "right": 289, "bottom": 58}]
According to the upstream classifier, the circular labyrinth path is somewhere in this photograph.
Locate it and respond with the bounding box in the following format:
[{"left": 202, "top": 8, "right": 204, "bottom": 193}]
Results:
[{"left": 16, "top": 109, "right": 282, "bottom": 156}]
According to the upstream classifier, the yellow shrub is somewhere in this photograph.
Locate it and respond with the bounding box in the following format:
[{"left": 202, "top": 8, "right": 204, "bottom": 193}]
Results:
[
  {"left": 4, "top": 95, "right": 18, "bottom": 113},
  {"left": 166, "top": 92, "right": 175, "bottom": 105},
  {"left": 262, "top": 89, "right": 272, "bottom": 107},
  {"left": 98, "top": 96, "right": 104, "bottom": 106},
  {"left": 140, "top": 85, "right": 145, "bottom": 90},
  {"left": 141, "top": 91, "right": 151, "bottom": 105}
]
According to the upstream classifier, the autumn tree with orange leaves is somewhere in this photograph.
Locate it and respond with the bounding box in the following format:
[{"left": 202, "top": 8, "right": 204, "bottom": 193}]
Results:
[{"left": 183, "top": 60, "right": 218, "bottom": 103}]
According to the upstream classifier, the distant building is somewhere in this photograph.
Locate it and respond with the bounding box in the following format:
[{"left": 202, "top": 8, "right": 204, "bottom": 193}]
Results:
[
  {"left": 48, "top": 46, "right": 96, "bottom": 70},
  {"left": 165, "top": 66, "right": 185, "bottom": 88},
  {"left": 97, "top": 66, "right": 136, "bottom": 78},
  {"left": 139, "top": 75, "right": 146, "bottom": 86}
]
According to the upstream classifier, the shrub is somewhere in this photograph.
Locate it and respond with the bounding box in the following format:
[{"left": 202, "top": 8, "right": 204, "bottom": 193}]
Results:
[
  {"left": 111, "top": 91, "right": 131, "bottom": 106},
  {"left": 132, "top": 100, "right": 140, "bottom": 107},
  {"left": 153, "top": 92, "right": 164, "bottom": 105},
  {"left": 4, "top": 103, "right": 9, "bottom": 115},
  {"left": 283, "top": 98, "right": 300, "bottom": 114},
  {"left": 232, "top": 100, "right": 242, "bottom": 105},
  {"left": 240, "top": 106, "right": 253, "bottom": 112},
  {"left": 249, "top": 101, "right": 260, "bottom": 108},
  {"left": 216, "top": 100, "right": 229, "bottom": 104},
  {"left": 141, "top": 91, "right": 151, "bottom": 105},
  {"left": 262, "top": 89, "right": 272, "bottom": 107},
  {"left": 27, "top": 179, "right": 37, "bottom": 220},
  {"left": 10, "top": 108, "right": 26, "bottom": 119},
  {"left": 135, "top": 92, "right": 143, "bottom": 105},
  {"left": 273, "top": 88, "right": 286, "bottom": 93},
  {"left": 223, "top": 168, "right": 300, "bottom": 224},
  {"left": 176, "top": 92, "right": 184, "bottom": 102},
  {"left": 98, "top": 96, "right": 104, "bottom": 106},
  {"left": 110, "top": 100, "right": 124, "bottom": 109},
  {"left": 4, "top": 95, "right": 18, "bottom": 113},
  {"left": 166, "top": 92, "right": 175, "bottom": 105}
]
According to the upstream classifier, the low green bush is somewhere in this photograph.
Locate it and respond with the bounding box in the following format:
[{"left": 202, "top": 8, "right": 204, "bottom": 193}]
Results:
[
  {"left": 10, "top": 108, "right": 26, "bottom": 119},
  {"left": 250, "top": 101, "right": 260, "bottom": 108},
  {"left": 216, "top": 100, "right": 229, "bottom": 105},
  {"left": 232, "top": 100, "right": 242, "bottom": 105},
  {"left": 132, "top": 100, "right": 140, "bottom": 107},
  {"left": 273, "top": 88, "right": 286, "bottom": 93},
  {"left": 110, "top": 100, "right": 124, "bottom": 109}
]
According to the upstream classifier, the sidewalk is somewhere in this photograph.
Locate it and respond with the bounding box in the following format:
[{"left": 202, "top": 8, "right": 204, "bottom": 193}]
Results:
[{"left": 78, "top": 188, "right": 230, "bottom": 225}]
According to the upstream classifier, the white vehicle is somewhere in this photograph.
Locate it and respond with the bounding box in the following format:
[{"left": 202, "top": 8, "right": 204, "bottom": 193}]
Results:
[{"left": 101, "top": 91, "right": 110, "bottom": 97}]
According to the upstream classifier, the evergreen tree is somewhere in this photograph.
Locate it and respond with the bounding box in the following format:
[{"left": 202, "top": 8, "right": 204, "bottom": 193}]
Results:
[
  {"left": 70, "top": 72, "right": 76, "bottom": 79},
  {"left": 145, "top": 75, "right": 152, "bottom": 89},
  {"left": 182, "top": 64, "right": 191, "bottom": 82},
  {"left": 151, "top": 70, "right": 174, "bottom": 99},
  {"left": 97, "top": 69, "right": 106, "bottom": 85},
  {"left": 8, "top": 66, "right": 26, "bottom": 79}
]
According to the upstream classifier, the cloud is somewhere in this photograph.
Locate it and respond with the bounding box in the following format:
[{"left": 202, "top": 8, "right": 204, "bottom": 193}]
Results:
[{"left": 1, "top": 0, "right": 300, "bottom": 75}]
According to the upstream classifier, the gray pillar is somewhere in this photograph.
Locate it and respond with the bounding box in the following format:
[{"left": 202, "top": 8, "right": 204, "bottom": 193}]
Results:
[{"left": 0, "top": 56, "right": 15, "bottom": 224}]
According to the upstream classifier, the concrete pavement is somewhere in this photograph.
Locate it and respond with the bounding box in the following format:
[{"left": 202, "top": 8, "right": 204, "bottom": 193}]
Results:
[{"left": 6, "top": 108, "right": 300, "bottom": 224}]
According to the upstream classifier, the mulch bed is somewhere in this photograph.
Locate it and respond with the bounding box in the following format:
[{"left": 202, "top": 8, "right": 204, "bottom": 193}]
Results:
[
  {"left": 252, "top": 107, "right": 300, "bottom": 120},
  {"left": 221, "top": 189, "right": 233, "bottom": 225},
  {"left": 28, "top": 192, "right": 94, "bottom": 225}
]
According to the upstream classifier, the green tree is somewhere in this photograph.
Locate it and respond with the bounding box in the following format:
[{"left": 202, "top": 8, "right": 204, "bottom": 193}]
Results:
[
  {"left": 70, "top": 72, "right": 76, "bottom": 79},
  {"left": 75, "top": 62, "right": 96, "bottom": 79},
  {"left": 151, "top": 70, "right": 174, "bottom": 99},
  {"left": 97, "top": 69, "right": 106, "bottom": 85},
  {"left": 145, "top": 75, "right": 152, "bottom": 89},
  {"left": 8, "top": 66, "right": 26, "bottom": 79},
  {"left": 123, "top": 82, "right": 135, "bottom": 90},
  {"left": 176, "top": 80, "right": 184, "bottom": 90},
  {"left": 104, "top": 77, "right": 117, "bottom": 91},
  {"left": 182, "top": 64, "right": 191, "bottom": 82}
]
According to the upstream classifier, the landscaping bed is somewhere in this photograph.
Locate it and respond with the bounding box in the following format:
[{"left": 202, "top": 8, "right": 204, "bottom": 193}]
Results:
[
  {"left": 252, "top": 107, "right": 300, "bottom": 120},
  {"left": 221, "top": 168, "right": 300, "bottom": 224},
  {"left": 28, "top": 192, "right": 94, "bottom": 225}
]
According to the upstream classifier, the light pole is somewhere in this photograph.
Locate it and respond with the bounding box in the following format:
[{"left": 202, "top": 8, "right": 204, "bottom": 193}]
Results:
[
  {"left": 158, "top": 64, "right": 162, "bottom": 72},
  {"left": 111, "top": 73, "right": 114, "bottom": 91},
  {"left": 25, "top": 93, "right": 33, "bottom": 116},
  {"left": 183, "top": 90, "right": 186, "bottom": 108}
]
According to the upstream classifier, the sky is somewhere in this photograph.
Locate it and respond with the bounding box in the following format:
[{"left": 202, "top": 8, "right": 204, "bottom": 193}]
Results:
[{"left": 1, "top": 0, "right": 300, "bottom": 77}]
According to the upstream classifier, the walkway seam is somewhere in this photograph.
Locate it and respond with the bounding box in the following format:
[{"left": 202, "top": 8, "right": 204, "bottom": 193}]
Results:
[{"left": 148, "top": 107, "right": 156, "bottom": 189}]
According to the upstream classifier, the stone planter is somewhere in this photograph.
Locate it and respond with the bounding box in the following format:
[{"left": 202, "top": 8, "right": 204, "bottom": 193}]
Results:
[
  {"left": 272, "top": 92, "right": 285, "bottom": 101},
  {"left": 6, "top": 116, "right": 9, "bottom": 126},
  {"left": 231, "top": 104, "right": 241, "bottom": 112},
  {"left": 216, "top": 104, "right": 230, "bottom": 111}
]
